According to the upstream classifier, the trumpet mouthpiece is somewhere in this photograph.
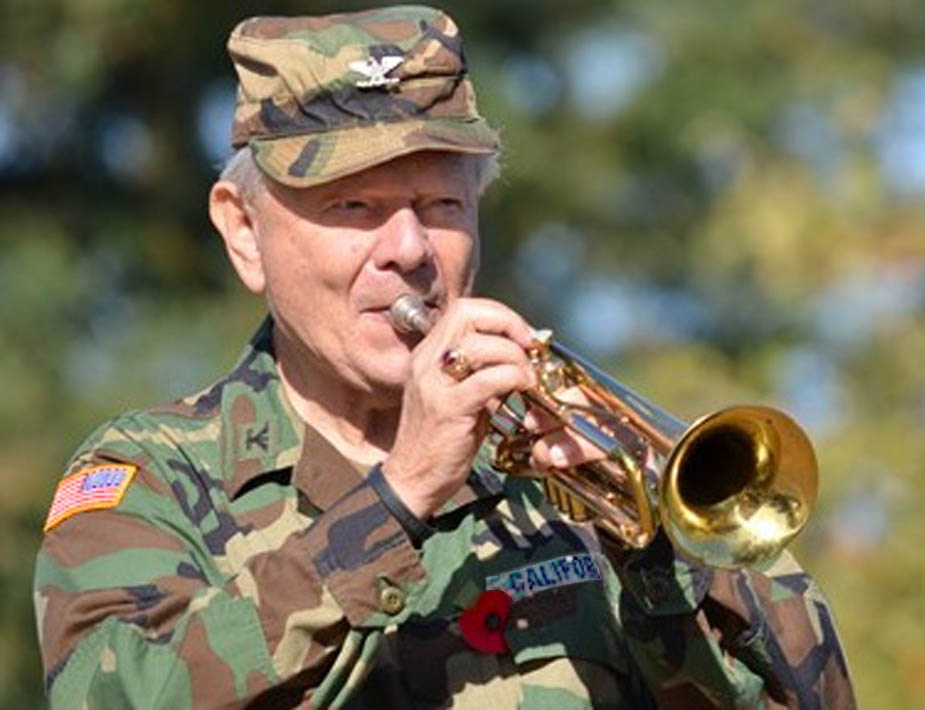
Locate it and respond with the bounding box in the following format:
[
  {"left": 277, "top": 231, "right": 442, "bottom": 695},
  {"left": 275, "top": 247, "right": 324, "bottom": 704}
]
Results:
[{"left": 389, "top": 294, "right": 434, "bottom": 335}]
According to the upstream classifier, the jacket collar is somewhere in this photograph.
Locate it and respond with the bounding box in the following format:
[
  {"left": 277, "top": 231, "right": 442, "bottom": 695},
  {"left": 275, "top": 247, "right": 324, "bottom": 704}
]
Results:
[{"left": 194, "top": 316, "right": 304, "bottom": 500}]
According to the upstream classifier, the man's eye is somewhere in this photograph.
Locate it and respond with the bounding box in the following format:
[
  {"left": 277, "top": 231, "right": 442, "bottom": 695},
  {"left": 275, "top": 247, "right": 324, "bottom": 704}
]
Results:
[
  {"left": 326, "top": 199, "right": 374, "bottom": 214},
  {"left": 425, "top": 197, "right": 465, "bottom": 212}
]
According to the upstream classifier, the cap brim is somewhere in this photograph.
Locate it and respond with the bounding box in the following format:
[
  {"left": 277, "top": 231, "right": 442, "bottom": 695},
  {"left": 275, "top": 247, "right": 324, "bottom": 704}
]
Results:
[{"left": 250, "top": 117, "right": 500, "bottom": 188}]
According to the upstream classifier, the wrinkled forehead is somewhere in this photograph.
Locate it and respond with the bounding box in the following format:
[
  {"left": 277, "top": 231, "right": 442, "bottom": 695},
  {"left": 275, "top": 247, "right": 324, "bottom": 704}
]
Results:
[
  {"left": 324, "top": 151, "right": 478, "bottom": 190},
  {"left": 267, "top": 150, "right": 482, "bottom": 201}
]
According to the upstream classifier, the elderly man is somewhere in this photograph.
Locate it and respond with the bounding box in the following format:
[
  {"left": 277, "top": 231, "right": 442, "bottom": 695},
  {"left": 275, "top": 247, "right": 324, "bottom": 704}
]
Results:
[{"left": 34, "top": 6, "right": 854, "bottom": 709}]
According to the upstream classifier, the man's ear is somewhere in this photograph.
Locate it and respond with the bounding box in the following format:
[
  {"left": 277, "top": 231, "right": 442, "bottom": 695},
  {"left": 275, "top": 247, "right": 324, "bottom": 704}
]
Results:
[{"left": 209, "top": 180, "right": 265, "bottom": 294}]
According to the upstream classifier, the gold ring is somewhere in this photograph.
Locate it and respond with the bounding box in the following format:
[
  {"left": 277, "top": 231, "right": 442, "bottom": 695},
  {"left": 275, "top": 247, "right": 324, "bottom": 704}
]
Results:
[{"left": 441, "top": 346, "right": 472, "bottom": 380}]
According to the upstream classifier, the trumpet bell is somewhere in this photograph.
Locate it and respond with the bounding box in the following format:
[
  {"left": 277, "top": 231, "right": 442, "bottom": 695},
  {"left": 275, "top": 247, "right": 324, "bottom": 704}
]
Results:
[{"left": 660, "top": 406, "right": 818, "bottom": 568}]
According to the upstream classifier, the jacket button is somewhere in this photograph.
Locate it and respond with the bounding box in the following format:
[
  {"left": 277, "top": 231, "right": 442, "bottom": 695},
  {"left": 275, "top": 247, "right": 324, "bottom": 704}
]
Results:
[{"left": 379, "top": 585, "right": 405, "bottom": 615}]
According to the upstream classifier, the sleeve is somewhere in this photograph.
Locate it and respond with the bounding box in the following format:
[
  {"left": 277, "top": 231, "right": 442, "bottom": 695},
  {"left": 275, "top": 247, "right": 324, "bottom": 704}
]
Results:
[
  {"left": 34, "top": 426, "right": 427, "bottom": 710},
  {"left": 603, "top": 531, "right": 856, "bottom": 709}
]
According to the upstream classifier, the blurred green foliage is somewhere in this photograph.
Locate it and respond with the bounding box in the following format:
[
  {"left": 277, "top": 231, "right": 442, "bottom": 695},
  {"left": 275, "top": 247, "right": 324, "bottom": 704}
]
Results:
[{"left": 2, "top": 0, "right": 924, "bottom": 706}]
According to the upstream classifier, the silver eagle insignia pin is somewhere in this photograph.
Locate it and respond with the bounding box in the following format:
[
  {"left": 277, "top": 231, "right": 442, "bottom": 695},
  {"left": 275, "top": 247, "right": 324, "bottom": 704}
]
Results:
[{"left": 349, "top": 55, "right": 405, "bottom": 89}]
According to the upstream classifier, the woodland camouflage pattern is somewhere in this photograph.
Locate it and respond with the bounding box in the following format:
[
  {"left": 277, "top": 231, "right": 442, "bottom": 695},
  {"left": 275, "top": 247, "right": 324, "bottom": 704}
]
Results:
[
  {"left": 227, "top": 6, "right": 499, "bottom": 188},
  {"left": 35, "top": 318, "right": 856, "bottom": 709}
]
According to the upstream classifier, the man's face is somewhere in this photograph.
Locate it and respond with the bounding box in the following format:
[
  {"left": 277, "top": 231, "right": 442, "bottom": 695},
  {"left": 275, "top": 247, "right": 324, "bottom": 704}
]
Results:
[{"left": 248, "top": 151, "right": 481, "bottom": 396}]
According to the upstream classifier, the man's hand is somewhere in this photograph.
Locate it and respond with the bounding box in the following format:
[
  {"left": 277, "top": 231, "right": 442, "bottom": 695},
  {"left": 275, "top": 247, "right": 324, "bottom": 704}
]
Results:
[
  {"left": 382, "top": 297, "right": 536, "bottom": 519},
  {"left": 524, "top": 392, "right": 611, "bottom": 472}
]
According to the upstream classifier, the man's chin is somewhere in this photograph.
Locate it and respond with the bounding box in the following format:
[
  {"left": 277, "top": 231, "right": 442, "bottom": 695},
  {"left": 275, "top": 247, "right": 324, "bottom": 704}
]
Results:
[
  {"left": 353, "top": 354, "right": 412, "bottom": 398},
  {"left": 350, "top": 322, "right": 419, "bottom": 395}
]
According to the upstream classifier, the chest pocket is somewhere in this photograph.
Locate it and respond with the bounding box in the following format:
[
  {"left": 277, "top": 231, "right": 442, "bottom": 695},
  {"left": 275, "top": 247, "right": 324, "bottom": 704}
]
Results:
[
  {"left": 393, "top": 555, "right": 632, "bottom": 709},
  {"left": 502, "top": 573, "right": 632, "bottom": 709}
]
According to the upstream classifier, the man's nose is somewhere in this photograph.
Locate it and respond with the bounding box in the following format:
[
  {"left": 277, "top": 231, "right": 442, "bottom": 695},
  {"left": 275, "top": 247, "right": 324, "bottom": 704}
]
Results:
[{"left": 371, "top": 206, "right": 431, "bottom": 273}]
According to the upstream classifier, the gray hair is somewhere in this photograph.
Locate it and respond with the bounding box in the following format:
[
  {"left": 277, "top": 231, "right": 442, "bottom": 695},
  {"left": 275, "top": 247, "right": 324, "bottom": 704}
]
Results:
[
  {"left": 217, "top": 148, "right": 500, "bottom": 203},
  {"left": 217, "top": 148, "right": 266, "bottom": 203},
  {"left": 472, "top": 152, "right": 501, "bottom": 195}
]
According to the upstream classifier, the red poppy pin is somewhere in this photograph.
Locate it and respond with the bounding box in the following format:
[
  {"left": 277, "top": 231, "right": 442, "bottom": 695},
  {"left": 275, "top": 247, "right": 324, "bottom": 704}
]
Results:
[{"left": 459, "top": 589, "right": 512, "bottom": 654}]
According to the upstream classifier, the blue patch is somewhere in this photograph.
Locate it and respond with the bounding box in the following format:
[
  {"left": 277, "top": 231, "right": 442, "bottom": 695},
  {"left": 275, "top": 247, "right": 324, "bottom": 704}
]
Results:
[
  {"left": 82, "top": 469, "right": 129, "bottom": 491},
  {"left": 485, "top": 553, "right": 603, "bottom": 601}
]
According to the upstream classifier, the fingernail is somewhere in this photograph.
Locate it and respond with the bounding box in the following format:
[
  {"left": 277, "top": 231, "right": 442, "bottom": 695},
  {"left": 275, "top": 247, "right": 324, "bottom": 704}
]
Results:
[
  {"left": 523, "top": 411, "right": 537, "bottom": 431},
  {"left": 531, "top": 328, "right": 553, "bottom": 345},
  {"left": 549, "top": 445, "right": 568, "bottom": 468}
]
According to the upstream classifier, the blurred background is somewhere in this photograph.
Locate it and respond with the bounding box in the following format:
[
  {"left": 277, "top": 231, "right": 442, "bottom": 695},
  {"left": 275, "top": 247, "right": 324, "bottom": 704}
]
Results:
[{"left": 2, "top": 0, "right": 923, "bottom": 705}]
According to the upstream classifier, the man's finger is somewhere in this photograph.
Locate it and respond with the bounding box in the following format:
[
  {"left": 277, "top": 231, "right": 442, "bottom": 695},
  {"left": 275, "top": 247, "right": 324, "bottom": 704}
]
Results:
[{"left": 531, "top": 427, "right": 608, "bottom": 470}]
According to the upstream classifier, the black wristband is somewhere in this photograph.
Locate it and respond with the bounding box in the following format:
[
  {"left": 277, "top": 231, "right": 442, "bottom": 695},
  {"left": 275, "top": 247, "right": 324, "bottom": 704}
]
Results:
[{"left": 367, "top": 463, "right": 436, "bottom": 547}]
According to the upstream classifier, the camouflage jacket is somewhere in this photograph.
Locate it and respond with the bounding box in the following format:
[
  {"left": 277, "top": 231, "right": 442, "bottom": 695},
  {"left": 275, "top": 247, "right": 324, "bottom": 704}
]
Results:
[{"left": 34, "top": 318, "right": 855, "bottom": 709}]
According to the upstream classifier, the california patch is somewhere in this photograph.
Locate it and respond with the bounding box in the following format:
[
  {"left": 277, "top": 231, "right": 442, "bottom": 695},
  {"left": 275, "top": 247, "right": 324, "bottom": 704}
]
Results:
[
  {"left": 485, "top": 553, "right": 603, "bottom": 602},
  {"left": 43, "top": 464, "right": 137, "bottom": 532}
]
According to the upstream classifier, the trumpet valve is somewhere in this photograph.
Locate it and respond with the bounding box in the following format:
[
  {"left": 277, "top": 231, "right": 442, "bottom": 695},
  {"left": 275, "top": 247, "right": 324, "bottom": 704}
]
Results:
[{"left": 543, "top": 479, "right": 592, "bottom": 522}]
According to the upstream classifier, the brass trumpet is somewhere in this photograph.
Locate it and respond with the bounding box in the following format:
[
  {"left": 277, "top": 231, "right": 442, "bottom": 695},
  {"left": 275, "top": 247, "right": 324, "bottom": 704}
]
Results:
[{"left": 390, "top": 294, "right": 818, "bottom": 569}]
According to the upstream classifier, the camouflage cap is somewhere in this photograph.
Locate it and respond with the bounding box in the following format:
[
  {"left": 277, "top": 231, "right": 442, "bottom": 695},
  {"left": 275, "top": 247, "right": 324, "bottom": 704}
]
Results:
[{"left": 227, "top": 5, "right": 500, "bottom": 188}]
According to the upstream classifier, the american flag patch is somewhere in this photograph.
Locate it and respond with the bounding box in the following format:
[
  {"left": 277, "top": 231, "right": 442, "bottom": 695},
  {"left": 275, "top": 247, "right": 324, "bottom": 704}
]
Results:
[{"left": 43, "top": 464, "right": 137, "bottom": 532}]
